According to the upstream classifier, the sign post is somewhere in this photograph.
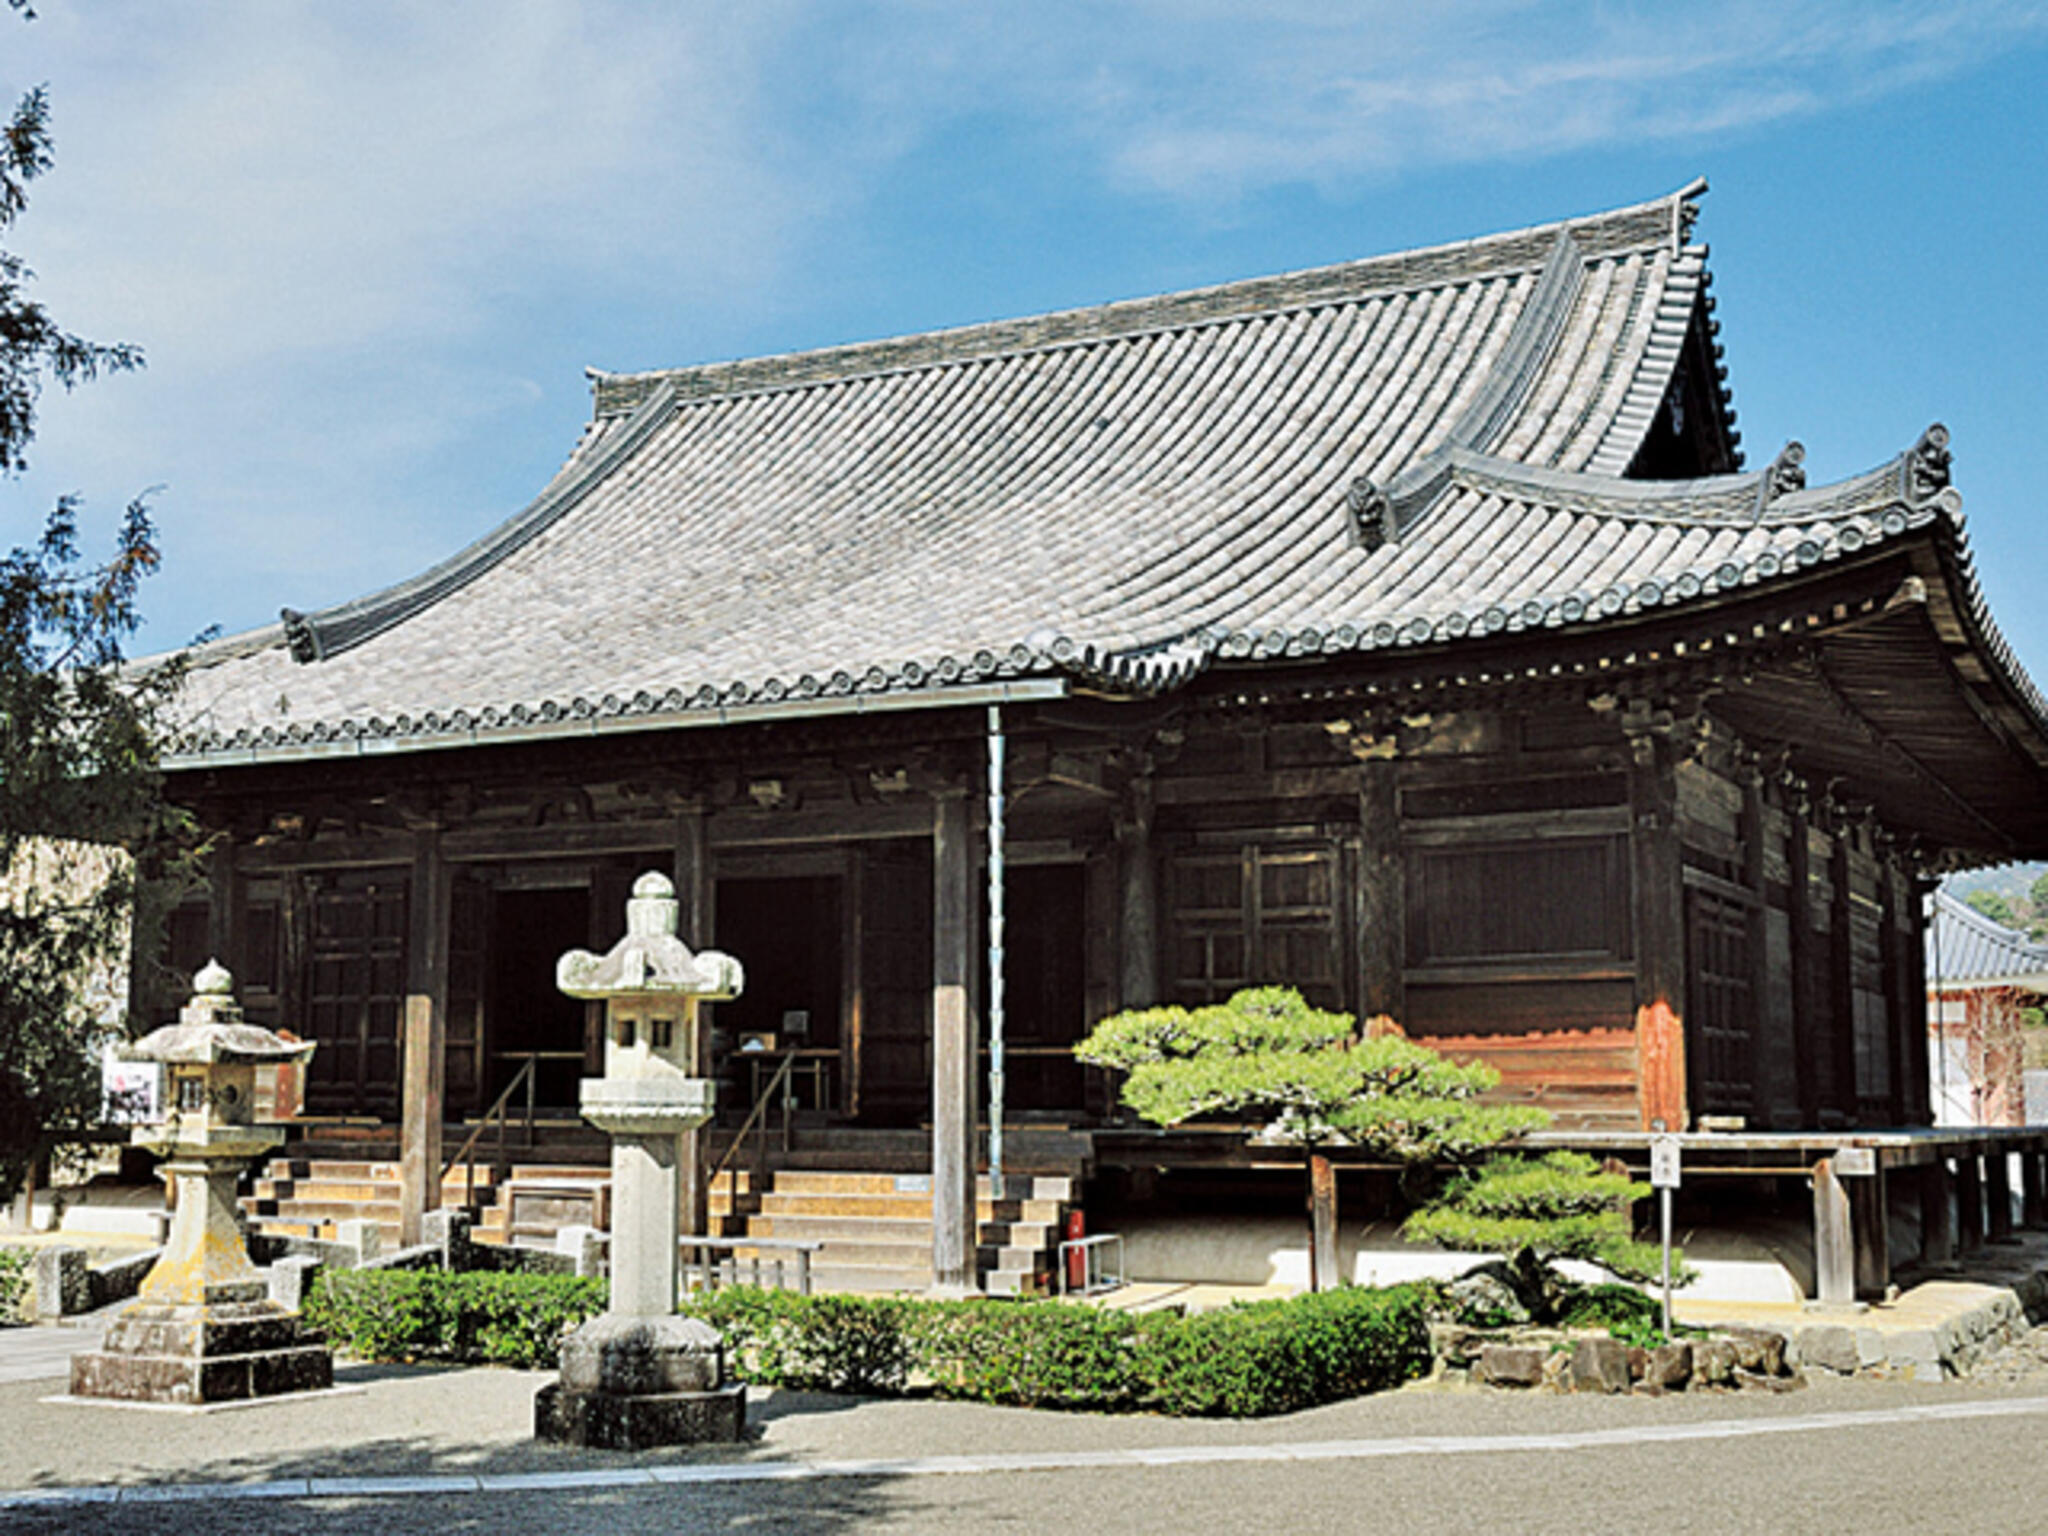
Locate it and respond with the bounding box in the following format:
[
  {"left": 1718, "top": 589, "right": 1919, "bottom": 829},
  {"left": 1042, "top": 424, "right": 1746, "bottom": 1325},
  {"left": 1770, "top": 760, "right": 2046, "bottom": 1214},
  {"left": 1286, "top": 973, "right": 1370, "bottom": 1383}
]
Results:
[{"left": 1649, "top": 1130, "right": 1681, "bottom": 1337}]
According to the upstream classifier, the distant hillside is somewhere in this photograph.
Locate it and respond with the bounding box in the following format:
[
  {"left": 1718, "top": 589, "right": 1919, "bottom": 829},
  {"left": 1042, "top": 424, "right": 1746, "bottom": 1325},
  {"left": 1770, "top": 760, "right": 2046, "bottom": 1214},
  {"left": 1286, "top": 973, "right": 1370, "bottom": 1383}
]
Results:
[{"left": 1944, "top": 863, "right": 2048, "bottom": 905}]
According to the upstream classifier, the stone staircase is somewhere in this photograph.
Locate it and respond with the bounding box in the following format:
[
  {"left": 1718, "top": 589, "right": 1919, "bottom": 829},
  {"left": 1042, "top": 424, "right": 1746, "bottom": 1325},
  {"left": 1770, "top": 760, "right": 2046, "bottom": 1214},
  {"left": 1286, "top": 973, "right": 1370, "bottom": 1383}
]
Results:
[
  {"left": 243, "top": 1158, "right": 759, "bottom": 1253},
  {"left": 736, "top": 1169, "right": 1074, "bottom": 1296}
]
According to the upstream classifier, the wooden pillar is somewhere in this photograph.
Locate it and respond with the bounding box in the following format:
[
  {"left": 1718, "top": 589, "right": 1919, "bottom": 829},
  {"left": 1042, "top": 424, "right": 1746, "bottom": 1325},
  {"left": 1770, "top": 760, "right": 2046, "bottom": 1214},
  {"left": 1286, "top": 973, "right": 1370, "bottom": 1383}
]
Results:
[
  {"left": 399, "top": 827, "right": 452, "bottom": 1246},
  {"left": 1627, "top": 721, "right": 1687, "bottom": 1130},
  {"left": 674, "top": 806, "right": 712, "bottom": 1240},
  {"left": 1828, "top": 833, "right": 1859, "bottom": 1121},
  {"left": 1986, "top": 1147, "right": 2015, "bottom": 1241},
  {"left": 1919, "top": 1160, "right": 1954, "bottom": 1266},
  {"left": 1114, "top": 773, "right": 1158, "bottom": 1011},
  {"left": 1308, "top": 1152, "right": 1339, "bottom": 1293},
  {"left": 1812, "top": 1156, "right": 1855, "bottom": 1306},
  {"left": 930, "top": 788, "right": 978, "bottom": 1295},
  {"left": 205, "top": 838, "right": 243, "bottom": 981},
  {"left": 1851, "top": 1165, "right": 1890, "bottom": 1297},
  {"left": 1956, "top": 1150, "right": 1984, "bottom": 1253},
  {"left": 1899, "top": 871, "right": 1934, "bottom": 1126},
  {"left": 1356, "top": 761, "right": 1404, "bottom": 1027},
  {"left": 1738, "top": 765, "right": 1769, "bottom": 1117},
  {"left": 2023, "top": 1144, "right": 2047, "bottom": 1229},
  {"left": 1787, "top": 795, "right": 1823, "bottom": 1127}
]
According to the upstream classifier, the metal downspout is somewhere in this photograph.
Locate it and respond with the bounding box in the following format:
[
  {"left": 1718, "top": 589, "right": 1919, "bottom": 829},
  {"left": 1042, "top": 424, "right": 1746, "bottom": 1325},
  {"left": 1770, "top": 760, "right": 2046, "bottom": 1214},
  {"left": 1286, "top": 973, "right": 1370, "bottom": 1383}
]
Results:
[{"left": 987, "top": 704, "right": 1007, "bottom": 1192}]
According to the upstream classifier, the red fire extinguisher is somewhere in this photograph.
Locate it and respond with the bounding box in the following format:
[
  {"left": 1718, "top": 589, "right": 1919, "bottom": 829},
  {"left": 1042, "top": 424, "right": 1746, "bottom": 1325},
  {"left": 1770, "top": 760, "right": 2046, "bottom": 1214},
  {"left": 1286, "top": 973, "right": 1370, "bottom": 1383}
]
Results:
[{"left": 1064, "top": 1208, "right": 1087, "bottom": 1291}]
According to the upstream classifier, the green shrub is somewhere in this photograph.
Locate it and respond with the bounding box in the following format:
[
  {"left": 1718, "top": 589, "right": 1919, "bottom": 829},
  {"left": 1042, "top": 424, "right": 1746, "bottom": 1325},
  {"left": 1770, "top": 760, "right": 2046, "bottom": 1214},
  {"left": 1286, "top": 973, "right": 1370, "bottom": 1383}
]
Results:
[
  {"left": 305, "top": 1269, "right": 605, "bottom": 1369},
  {"left": 1134, "top": 1285, "right": 1432, "bottom": 1416},
  {"left": 304, "top": 1270, "right": 1432, "bottom": 1416},
  {"left": 0, "top": 1247, "right": 27, "bottom": 1323},
  {"left": 686, "top": 1288, "right": 916, "bottom": 1394},
  {"left": 917, "top": 1300, "right": 1142, "bottom": 1409}
]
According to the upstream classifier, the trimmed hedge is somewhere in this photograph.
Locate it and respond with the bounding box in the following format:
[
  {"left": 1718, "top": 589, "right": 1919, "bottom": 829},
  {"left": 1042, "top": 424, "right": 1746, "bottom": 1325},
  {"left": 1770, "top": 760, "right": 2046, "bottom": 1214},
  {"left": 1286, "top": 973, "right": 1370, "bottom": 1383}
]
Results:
[
  {"left": 303, "top": 1271, "right": 1433, "bottom": 1416},
  {"left": 305, "top": 1270, "right": 606, "bottom": 1368}
]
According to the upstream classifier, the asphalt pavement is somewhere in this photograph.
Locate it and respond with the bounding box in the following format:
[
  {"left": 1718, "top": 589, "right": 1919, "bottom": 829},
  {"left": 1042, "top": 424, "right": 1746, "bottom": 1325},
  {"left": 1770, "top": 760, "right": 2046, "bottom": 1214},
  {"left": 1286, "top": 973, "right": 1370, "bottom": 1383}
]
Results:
[{"left": 6, "top": 1318, "right": 2048, "bottom": 1534}]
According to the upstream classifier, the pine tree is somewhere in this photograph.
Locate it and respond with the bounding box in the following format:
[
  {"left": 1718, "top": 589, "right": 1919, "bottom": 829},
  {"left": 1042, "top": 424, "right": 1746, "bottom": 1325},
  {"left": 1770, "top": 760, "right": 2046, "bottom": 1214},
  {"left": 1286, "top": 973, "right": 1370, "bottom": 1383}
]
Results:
[{"left": 0, "top": 5, "right": 192, "bottom": 1206}]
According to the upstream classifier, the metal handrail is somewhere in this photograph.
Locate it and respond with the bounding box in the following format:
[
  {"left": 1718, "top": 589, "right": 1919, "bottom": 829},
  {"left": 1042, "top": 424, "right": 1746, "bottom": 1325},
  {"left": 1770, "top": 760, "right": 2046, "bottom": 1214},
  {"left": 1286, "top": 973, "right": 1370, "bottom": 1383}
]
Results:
[
  {"left": 580, "top": 1229, "right": 823, "bottom": 1296},
  {"left": 709, "top": 1052, "right": 797, "bottom": 1219},
  {"left": 441, "top": 1055, "right": 539, "bottom": 1208}
]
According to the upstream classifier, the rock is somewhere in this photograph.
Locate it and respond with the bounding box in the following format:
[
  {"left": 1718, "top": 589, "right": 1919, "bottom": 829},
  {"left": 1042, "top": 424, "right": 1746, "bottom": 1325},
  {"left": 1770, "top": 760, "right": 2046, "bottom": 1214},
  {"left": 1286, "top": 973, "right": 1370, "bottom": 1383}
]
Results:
[
  {"left": 1642, "top": 1342, "right": 1692, "bottom": 1392},
  {"left": 1571, "top": 1336, "right": 1630, "bottom": 1394},
  {"left": 1796, "top": 1324, "right": 1860, "bottom": 1375},
  {"left": 33, "top": 1246, "right": 89, "bottom": 1319},
  {"left": 267, "top": 1255, "right": 323, "bottom": 1312},
  {"left": 1693, "top": 1338, "right": 1736, "bottom": 1386},
  {"left": 1447, "top": 1268, "right": 1530, "bottom": 1328},
  {"left": 1736, "top": 1368, "right": 1805, "bottom": 1393},
  {"left": 1476, "top": 1344, "right": 1546, "bottom": 1388},
  {"left": 1627, "top": 1345, "right": 1648, "bottom": 1381},
  {"left": 1726, "top": 1327, "right": 1787, "bottom": 1376}
]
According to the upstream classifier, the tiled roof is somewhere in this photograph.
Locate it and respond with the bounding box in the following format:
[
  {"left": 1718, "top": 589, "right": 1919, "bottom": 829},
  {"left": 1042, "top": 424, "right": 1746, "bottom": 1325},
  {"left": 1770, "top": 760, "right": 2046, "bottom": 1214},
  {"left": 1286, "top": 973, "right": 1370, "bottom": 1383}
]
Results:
[
  {"left": 1927, "top": 890, "right": 2048, "bottom": 991},
  {"left": 168, "top": 184, "right": 1878, "bottom": 766}
]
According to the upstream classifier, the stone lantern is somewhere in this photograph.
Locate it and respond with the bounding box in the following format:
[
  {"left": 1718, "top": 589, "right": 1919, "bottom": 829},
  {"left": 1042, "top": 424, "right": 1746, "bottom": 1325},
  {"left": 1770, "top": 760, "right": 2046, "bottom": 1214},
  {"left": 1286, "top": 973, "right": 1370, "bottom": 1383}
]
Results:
[
  {"left": 534, "top": 870, "right": 747, "bottom": 1448},
  {"left": 69, "top": 961, "right": 333, "bottom": 1405}
]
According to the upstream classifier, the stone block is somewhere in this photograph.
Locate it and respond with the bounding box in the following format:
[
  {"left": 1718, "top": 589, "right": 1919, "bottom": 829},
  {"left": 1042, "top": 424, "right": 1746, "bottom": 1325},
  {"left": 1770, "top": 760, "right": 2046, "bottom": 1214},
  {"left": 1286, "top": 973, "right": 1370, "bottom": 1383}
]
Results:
[
  {"left": 1641, "top": 1342, "right": 1692, "bottom": 1393},
  {"left": 1736, "top": 1368, "right": 1805, "bottom": 1393},
  {"left": 422, "top": 1209, "right": 473, "bottom": 1271},
  {"left": 1886, "top": 1328, "right": 1945, "bottom": 1380},
  {"left": 1475, "top": 1344, "right": 1546, "bottom": 1388},
  {"left": 335, "top": 1219, "right": 381, "bottom": 1265},
  {"left": 533, "top": 1380, "right": 744, "bottom": 1450},
  {"left": 1570, "top": 1337, "right": 1630, "bottom": 1394},
  {"left": 1796, "top": 1324, "right": 1860, "bottom": 1375},
  {"left": 1692, "top": 1338, "right": 1736, "bottom": 1387},
  {"left": 554, "top": 1223, "right": 606, "bottom": 1279},
  {"left": 558, "top": 1314, "right": 726, "bottom": 1396},
  {"left": 1726, "top": 1327, "right": 1787, "bottom": 1375},
  {"left": 89, "top": 1248, "right": 161, "bottom": 1308},
  {"left": 269, "top": 1255, "right": 323, "bottom": 1312},
  {"left": 33, "top": 1246, "right": 90, "bottom": 1319}
]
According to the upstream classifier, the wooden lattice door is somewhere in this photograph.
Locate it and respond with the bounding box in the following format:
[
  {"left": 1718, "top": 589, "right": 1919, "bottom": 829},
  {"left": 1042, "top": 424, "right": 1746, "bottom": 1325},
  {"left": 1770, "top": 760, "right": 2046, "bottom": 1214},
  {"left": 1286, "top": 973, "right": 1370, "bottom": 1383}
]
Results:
[{"left": 302, "top": 872, "right": 408, "bottom": 1117}]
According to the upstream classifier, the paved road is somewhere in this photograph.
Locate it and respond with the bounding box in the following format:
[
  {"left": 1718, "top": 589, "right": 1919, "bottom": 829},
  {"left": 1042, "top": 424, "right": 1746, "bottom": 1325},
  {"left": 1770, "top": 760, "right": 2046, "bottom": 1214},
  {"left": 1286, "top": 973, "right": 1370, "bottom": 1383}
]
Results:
[{"left": 7, "top": 1322, "right": 2048, "bottom": 1534}]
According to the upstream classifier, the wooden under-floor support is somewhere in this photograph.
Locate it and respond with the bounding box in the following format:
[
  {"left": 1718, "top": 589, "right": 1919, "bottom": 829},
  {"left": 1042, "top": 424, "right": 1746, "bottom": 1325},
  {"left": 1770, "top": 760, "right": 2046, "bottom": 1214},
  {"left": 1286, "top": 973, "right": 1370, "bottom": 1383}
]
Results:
[
  {"left": 2024, "top": 1146, "right": 2048, "bottom": 1229},
  {"left": 1956, "top": 1152, "right": 1984, "bottom": 1254},
  {"left": 1986, "top": 1149, "right": 2015, "bottom": 1242},
  {"left": 398, "top": 828, "right": 452, "bottom": 1247},
  {"left": 1919, "top": 1160, "right": 1955, "bottom": 1266},
  {"left": 1812, "top": 1156, "right": 1855, "bottom": 1307},
  {"left": 1850, "top": 1165, "right": 1889, "bottom": 1298}
]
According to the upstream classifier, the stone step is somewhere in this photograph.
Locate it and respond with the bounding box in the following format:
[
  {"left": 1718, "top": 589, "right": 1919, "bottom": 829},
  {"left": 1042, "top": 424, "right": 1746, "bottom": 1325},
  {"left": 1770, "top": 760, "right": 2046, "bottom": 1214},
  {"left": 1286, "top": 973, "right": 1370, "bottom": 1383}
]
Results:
[
  {"left": 802, "top": 1263, "right": 935, "bottom": 1295},
  {"left": 246, "top": 1197, "right": 402, "bottom": 1225},
  {"left": 765, "top": 1170, "right": 1072, "bottom": 1201},
  {"left": 757, "top": 1192, "right": 1063, "bottom": 1223}
]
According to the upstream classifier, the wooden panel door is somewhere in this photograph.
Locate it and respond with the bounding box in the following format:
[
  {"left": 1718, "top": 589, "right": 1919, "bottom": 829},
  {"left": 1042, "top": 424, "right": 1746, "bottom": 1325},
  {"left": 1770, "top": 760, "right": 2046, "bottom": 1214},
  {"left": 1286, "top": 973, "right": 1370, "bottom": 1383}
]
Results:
[
  {"left": 443, "top": 874, "right": 488, "bottom": 1117},
  {"left": 1686, "top": 886, "right": 1756, "bottom": 1119},
  {"left": 1167, "top": 841, "right": 1343, "bottom": 1012},
  {"left": 303, "top": 872, "right": 408, "bottom": 1117},
  {"left": 854, "top": 839, "right": 932, "bottom": 1125}
]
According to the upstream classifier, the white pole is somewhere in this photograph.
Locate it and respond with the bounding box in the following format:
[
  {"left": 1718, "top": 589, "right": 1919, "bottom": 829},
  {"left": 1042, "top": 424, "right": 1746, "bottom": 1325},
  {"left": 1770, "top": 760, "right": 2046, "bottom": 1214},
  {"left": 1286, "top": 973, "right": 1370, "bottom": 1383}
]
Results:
[
  {"left": 1660, "top": 1185, "right": 1673, "bottom": 1337},
  {"left": 986, "top": 704, "right": 1007, "bottom": 1194}
]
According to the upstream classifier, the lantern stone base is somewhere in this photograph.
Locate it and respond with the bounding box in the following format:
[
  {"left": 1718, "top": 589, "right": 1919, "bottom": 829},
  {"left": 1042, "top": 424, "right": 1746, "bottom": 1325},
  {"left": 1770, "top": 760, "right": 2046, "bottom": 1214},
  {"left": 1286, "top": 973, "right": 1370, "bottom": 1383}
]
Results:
[
  {"left": 534, "top": 1313, "right": 745, "bottom": 1448},
  {"left": 68, "top": 1294, "right": 334, "bottom": 1406}
]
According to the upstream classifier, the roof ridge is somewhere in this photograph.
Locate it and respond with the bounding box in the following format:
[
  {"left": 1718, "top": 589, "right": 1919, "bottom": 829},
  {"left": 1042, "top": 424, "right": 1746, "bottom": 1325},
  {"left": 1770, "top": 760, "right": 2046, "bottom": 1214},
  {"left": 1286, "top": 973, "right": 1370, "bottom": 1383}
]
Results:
[{"left": 591, "top": 186, "right": 1703, "bottom": 418}]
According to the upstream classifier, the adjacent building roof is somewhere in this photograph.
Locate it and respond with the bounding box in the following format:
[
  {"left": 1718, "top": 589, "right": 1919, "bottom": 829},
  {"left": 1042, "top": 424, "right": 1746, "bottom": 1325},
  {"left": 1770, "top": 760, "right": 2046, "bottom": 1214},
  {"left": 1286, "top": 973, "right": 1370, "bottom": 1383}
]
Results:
[
  {"left": 162, "top": 181, "right": 2042, "bottom": 820},
  {"left": 1927, "top": 890, "right": 2048, "bottom": 992}
]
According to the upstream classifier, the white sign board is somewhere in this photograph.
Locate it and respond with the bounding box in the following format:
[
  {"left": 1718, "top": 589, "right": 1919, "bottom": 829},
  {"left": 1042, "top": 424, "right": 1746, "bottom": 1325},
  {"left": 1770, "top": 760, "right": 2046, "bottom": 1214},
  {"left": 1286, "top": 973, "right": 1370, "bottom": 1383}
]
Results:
[
  {"left": 100, "top": 1045, "right": 162, "bottom": 1125},
  {"left": 1649, "top": 1134, "right": 1682, "bottom": 1190},
  {"left": 1834, "top": 1146, "right": 1876, "bottom": 1178}
]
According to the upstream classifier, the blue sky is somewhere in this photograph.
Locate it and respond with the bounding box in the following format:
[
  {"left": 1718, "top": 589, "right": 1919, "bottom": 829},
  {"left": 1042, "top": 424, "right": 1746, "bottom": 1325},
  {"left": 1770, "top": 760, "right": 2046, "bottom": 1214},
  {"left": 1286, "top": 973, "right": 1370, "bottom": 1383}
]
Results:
[{"left": 6, "top": 1, "right": 2048, "bottom": 684}]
